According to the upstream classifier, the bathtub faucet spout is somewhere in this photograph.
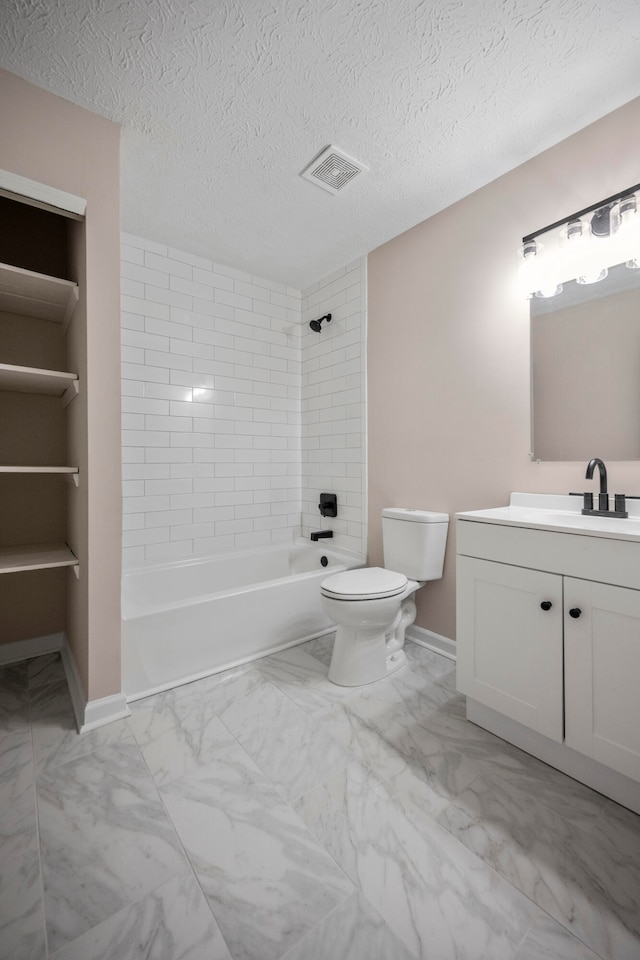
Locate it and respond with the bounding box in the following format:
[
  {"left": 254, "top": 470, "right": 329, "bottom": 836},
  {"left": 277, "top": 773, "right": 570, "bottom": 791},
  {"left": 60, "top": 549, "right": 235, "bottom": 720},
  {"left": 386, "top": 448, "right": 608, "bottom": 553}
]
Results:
[{"left": 310, "top": 530, "right": 333, "bottom": 541}]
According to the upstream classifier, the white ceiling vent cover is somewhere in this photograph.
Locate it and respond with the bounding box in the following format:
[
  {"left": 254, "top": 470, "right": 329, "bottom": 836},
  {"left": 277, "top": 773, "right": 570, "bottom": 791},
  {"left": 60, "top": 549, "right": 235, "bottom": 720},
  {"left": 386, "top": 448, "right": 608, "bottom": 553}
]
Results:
[{"left": 301, "top": 146, "right": 367, "bottom": 195}]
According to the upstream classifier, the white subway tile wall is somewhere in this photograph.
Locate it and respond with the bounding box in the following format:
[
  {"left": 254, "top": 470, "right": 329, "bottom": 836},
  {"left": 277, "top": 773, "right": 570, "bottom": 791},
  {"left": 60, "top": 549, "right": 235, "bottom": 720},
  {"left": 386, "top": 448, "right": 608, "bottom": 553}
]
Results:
[
  {"left": 121, "top": 235, "right": 366, "bottom": 564},
  {"left": 301, "top": 259, "right": 367, "bottom": 556}
]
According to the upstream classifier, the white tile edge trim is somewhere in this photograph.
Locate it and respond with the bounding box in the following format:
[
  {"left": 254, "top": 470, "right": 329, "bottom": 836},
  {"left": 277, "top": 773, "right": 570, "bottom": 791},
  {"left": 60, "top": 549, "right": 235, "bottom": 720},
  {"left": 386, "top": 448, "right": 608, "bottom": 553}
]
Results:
[
  {"left": 360, "top": 254, "right": 369, "bottom": 556},
  {"left": 0, "top": 631, "right": 64, "bottom": 666},
  {"left": 60, "top": 639, "right": 131, "bottom": 733},
  {"left": 406, "top": 624, "right": 456, "bottom": 661},
  {"left": 0, "top": 168, "right": 86, "bottom": 216}
]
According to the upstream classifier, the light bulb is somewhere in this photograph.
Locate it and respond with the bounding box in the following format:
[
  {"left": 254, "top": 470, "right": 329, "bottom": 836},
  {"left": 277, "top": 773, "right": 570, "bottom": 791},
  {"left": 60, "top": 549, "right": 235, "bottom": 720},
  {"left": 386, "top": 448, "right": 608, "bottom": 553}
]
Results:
[
  {"left": 535, "top": 283, "right": 563, "bottom": 298},
  {"left": 576, "top": 268, "right": 608, "bottom": 284}
]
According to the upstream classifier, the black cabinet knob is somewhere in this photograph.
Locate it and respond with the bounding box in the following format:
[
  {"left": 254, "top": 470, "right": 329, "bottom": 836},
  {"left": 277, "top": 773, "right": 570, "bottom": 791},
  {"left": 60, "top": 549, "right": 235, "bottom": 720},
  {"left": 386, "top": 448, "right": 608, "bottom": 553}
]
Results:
[
  {"left": 569, "top": 608, "right": 582, "bottom": 619},
  {"left": 540, "top": 601, "right": 552, "bottom": 611}
]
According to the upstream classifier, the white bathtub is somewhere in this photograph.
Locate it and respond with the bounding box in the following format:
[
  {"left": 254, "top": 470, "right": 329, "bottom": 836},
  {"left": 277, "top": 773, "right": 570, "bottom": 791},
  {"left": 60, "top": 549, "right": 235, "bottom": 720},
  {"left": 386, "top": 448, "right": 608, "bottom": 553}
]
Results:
[{"left": 122, "top": 540, "right": 364, "bottom": 700}]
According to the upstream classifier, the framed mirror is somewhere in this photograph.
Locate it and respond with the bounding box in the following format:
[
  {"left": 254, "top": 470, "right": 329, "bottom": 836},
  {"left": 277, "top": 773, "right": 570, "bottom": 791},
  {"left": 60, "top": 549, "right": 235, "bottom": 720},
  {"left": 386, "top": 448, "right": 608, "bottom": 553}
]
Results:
[{"left": 531, "top": 262, "right": 640, "bottom": 461}]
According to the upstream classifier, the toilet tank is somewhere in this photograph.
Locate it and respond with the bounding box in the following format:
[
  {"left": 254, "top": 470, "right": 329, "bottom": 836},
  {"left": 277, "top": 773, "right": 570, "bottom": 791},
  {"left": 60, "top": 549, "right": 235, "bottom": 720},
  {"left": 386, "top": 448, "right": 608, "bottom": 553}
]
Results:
[{"left": 382, "top": 508, "right": 449, "bottom": 581}]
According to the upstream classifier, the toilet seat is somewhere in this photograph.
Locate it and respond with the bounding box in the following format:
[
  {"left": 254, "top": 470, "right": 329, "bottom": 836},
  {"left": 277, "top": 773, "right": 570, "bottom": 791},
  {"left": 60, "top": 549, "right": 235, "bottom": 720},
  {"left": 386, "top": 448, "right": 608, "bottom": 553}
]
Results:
[{"left": 321, "top": 566, "right": 408, "bottom": 601}]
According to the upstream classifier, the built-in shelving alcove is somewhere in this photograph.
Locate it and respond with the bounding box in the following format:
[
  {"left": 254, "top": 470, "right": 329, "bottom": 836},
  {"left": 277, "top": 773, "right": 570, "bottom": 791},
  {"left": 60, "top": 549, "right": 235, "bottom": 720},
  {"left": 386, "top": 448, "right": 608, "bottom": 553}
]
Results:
[{"left": 0, "top": 193, "right": 82, "bottom": 641}]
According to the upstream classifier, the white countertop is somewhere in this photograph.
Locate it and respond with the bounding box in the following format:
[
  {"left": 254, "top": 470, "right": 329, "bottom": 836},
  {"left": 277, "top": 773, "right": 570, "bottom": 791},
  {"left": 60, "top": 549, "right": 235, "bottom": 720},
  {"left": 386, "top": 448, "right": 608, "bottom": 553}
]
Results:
[{"left": 456, "top": 492, "right": 640, "bottom": 543}]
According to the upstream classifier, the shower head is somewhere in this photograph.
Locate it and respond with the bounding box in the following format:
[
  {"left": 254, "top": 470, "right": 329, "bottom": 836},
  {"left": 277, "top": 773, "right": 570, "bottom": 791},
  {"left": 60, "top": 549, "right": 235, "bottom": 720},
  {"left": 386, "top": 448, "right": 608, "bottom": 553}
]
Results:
[{"left": 309, "top": 313, "right": 331, "bottom": 332}]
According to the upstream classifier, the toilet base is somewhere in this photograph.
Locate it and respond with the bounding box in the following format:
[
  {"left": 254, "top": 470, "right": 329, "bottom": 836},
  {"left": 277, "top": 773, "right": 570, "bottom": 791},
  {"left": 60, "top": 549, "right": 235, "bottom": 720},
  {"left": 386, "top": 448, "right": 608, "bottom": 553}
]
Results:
[{"left": 328, "top": 626, "right": 407, "bottom": 686}]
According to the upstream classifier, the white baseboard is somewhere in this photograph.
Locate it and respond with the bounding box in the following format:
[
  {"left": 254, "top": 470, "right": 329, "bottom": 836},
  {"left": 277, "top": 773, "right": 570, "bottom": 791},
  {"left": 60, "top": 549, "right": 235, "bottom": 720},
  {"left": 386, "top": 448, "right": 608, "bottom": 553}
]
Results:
[
  {"left": 60, "top": 640, "right": 130, "bottom": 733},
  {"left": 80, "top": 693, "right": 131, "bottom": 733},
  {"left": 406, "top": 625, "right": 456, "bottom": 661},
  {"left": 0, "top": 631, "right": 129, "bottom": 733},
  {"left": 0, "top": 632, "right": 64, "bottom": 666}
]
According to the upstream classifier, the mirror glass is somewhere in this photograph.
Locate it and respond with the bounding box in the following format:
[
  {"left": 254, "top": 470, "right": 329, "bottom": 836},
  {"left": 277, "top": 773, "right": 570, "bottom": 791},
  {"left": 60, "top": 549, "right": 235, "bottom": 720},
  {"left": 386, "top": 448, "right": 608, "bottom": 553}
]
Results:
[{"left": 531, "top": 262, "right": 640, "bottom": 461}]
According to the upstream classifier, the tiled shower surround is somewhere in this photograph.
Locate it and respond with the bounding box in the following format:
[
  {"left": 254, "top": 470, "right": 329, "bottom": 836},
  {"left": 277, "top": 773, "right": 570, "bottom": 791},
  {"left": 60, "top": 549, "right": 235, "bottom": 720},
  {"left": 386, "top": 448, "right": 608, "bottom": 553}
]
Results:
[
  {"left": 301, "top": 265, "right": 367, "bottom": 549},
  {"left": 121, "top": 234, "right": 366, "bottom": 563}
]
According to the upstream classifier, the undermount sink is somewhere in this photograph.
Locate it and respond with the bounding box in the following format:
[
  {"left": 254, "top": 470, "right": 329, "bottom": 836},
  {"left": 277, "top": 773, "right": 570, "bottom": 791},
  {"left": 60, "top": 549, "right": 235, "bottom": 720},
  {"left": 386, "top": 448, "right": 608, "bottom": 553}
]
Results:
[
  {"left": 456, "top": 493, "right": 640, "bottom": 542},
  {"left": 528, "top": 511, "right": 610, "bottom": 526},
  {"left": 525, "top": 510, "right": 640, "bottom": 534}
]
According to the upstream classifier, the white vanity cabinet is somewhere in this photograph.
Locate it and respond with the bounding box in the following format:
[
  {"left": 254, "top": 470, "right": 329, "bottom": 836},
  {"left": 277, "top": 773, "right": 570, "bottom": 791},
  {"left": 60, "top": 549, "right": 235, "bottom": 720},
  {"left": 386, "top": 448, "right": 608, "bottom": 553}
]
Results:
[
  {"left": 564, "top": 578, "right": 640, "bottom": 782},
  {"left": 456, "top": 556, "right": 563, "bottom": 742},
  {"left": 456, "top": 510, "right": 640, "bottom": 811}
]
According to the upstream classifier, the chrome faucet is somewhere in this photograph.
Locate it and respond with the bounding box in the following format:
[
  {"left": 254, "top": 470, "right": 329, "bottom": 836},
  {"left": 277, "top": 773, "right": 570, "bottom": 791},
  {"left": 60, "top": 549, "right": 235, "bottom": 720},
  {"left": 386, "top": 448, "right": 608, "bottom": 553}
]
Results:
[{"left": 585, "top": 457, "right": 608, "bottom": 512}]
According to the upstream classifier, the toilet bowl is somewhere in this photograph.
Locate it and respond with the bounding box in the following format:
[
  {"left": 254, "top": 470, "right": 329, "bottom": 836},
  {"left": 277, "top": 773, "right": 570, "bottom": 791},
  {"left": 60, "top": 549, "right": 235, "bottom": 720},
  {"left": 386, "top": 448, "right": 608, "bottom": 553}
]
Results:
[{"left": 321, "top": 508, "right": 448, "bottom": 686}]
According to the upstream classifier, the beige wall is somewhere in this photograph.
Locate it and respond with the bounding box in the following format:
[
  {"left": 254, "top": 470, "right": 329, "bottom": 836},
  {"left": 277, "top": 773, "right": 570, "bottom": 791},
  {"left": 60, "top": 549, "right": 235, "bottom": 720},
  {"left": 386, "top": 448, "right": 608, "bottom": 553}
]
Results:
[
  {"left": 368, "top": 96, "right": 640, "bottom": 642},
  {"left": 0, "top": 69, "right": 121, "bottom": 700}
]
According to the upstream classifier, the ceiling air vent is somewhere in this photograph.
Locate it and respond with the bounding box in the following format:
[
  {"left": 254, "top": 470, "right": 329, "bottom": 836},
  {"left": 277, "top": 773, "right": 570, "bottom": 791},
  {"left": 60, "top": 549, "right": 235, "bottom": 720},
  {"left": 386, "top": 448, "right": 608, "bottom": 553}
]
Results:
[{"left": 301, "top": 146, "right": 367, "bottom": 195}]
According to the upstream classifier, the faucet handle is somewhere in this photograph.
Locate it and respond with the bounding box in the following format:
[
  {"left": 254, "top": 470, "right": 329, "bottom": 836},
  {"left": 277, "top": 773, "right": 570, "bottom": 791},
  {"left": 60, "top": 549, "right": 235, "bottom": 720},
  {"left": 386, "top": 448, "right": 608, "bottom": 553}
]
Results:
[{"left": 571, "top": 491, "right": 595, "bottom": 510}]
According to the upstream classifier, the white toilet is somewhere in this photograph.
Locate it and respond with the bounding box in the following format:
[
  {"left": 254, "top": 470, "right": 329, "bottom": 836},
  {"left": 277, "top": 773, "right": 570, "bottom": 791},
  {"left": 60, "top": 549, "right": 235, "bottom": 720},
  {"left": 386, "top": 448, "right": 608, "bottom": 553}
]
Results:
[{"left": 321, "top": 508, "right": 449, "bottom": 686}]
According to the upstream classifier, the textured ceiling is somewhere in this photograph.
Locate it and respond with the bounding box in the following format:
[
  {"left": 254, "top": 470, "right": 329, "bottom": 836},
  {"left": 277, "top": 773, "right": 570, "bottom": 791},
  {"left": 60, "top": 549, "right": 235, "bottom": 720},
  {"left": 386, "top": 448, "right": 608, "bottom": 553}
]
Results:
[{"left": 1, "top": 1, "right": 640, "bottom": 288}]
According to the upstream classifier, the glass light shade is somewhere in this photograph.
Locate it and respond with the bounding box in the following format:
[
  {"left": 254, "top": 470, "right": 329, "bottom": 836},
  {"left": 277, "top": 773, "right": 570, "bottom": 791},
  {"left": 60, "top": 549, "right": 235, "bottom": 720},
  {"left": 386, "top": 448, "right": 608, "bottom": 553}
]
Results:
[
  {"left": 517, "top": 240, "right": 541, "bottom": 298},
  {"left": 563, "top": 217, "right": 611, "bottom": 283},
  {"left": 576, "top": 267, "right": 608, "bottom": 284},
  {"left": 532, "top": 223, "right": 583, "bottom": 290},
  {"left": 534, "top": 283, "right": 563, "bottom": 298},
  {"left": 519, "top": 239, "right": 567, "bottom": 298},
  {"left": 609, "top": 195, "right": 640, "bottom": 268}
]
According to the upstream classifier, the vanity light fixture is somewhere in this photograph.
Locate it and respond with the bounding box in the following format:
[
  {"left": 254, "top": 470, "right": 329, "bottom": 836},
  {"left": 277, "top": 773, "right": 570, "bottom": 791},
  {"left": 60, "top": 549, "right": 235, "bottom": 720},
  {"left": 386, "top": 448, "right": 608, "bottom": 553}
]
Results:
[{"left": 517, "top": 181, "right": 640, "bottom": 299}]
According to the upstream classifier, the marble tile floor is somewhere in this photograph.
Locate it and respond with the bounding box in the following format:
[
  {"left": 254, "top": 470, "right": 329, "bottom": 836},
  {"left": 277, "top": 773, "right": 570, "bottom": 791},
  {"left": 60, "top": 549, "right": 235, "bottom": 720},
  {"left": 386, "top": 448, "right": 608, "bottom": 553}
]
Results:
[{"left": 1, "top": 640, "right": 639, "bottom": 960}]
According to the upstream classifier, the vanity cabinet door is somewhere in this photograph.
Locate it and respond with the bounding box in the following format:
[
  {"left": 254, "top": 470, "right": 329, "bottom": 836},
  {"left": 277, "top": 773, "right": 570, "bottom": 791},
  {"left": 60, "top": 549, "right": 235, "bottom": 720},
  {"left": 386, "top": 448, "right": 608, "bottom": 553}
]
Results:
[
  {"left": 564, "top": 579, "right": 640, "bottom": 782},
  {"left": 456, "top": 556, "right": 563, "bottom": 742}
]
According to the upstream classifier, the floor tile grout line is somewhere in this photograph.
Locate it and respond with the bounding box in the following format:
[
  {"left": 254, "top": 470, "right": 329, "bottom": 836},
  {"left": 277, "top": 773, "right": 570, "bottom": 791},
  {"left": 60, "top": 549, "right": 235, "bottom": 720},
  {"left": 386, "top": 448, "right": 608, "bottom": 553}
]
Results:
[
  {"left": 508, "top": 910, "right": 540, "bottom": 960},
  {"left": 217, "top": 667, "right": 370, "bottom": 807},
  {"left": 510, "top": 905, "right": 611, "bottom": 960},
  {"left": 459, "top": 743, "right": 610, "bottom": 831},
  {"left": 288, "top": 703, "right": 540, "bottom": 959},
  {"left": 34, "top": 691, "right": 209, "bottom": 958},
  {"left": 44, "top": 866, "right": 201, "bottom": 960},
  {"left": 431, "top": 774, "right": 628, "bottom": 960},
  {"left": 130, "top": 672, "right": 365, "bottom": 959},
  {"left": 288, "top": 744, "right": 535, "bottom": 960},
  {"left": 27, "top": 659, "right": 51, "bottom": 960},
  {"left": 5, "top": 646, "right": 639, "bottom": 960},
  {"left": 275, "top": 889, "right": 419, "bottom": 960},
  {"left": 259, "top": 657, "right": 476, "bottom": 813},
  {"left": 212, "top": 693, "right": 322, "bottom": 806},
  {"left": 383, "top": 689, "right": 611, "bottom": 831},
  {"left": 218, "top": 651, "right": 627, "bottom": 887},
  {"left": 591, "top": 796, "right": 616, "bottom": 835},
  {"left": 129, "top": 706, "right": 238, "bottom": 960}
]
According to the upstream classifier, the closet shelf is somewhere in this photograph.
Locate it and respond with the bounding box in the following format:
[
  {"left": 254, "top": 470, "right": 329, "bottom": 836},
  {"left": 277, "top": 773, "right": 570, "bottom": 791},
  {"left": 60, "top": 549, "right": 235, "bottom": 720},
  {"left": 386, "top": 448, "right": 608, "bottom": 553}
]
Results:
[
  {"left": 0, "top": 363, "right": 78, "bottom": 397},
  {"left": 0, "top": 465, "right": 79, "bottom": 474},
  {"left": 0, "top": 542, "right": 78, "bottom": 575},
  {"left": 0, "top": 262, "right": 78, "bottom": 324}
]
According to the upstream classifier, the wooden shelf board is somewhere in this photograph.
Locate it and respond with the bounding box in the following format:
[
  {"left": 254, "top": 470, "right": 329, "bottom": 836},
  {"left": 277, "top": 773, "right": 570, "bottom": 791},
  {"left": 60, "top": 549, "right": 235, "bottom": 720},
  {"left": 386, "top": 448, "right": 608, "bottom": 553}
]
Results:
[
  {"left": 0, "top": 465, "right": 79, "bottom": 474},
  {"left": 0, "top": 542, "right": 78, "bottom": 574},
  {"left": 0, "top": 262, "right": 78, "bottom": 323},
  {"left": 0, "top": 363, "right": 77, "bottom": 396}
]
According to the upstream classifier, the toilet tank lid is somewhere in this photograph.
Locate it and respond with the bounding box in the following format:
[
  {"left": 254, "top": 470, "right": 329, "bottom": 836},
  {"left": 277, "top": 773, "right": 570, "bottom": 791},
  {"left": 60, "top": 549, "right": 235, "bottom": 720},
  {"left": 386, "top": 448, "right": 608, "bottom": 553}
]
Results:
[{"left": 382, "top": 507, "right": 449, "bottom": 523}]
